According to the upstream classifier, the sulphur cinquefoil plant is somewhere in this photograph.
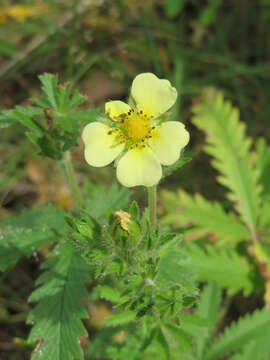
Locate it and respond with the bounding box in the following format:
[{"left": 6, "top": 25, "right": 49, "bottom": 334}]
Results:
[
  {"left": 2, "top": 74, "right": 270, "bottom": 359},
  {"left": 0, "top": 73, "right": 200, "bottom": 360}
]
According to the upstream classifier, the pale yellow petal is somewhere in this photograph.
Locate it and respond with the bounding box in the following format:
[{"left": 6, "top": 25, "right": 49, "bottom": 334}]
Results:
[
  {"left": 82, "top": 122, "right": 124, "bottom": 167},
  {"left": 131, "top": 73, "right": 177, "bottom": 118},
  {"left": 116, "top": 147, "right": 162, "bottom": 187},
  {"left": 105, "top": 100, "right": 131, "bottom": 120},
  {"left": 148, "top": 121, "right": 189, "bottom": 166}
]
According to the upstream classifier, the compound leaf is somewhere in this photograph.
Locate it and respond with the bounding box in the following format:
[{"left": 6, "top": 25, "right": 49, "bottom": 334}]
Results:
[
  {"left": 0, "top": 205, "right": 67, "bottom": 272},
  {"left": 28, "top": 243, "right": 89, "bottom": 360},
  {"left": 183, "top": 244, "right": 253, "bottom": 295},
  {"left": 161, "top": 189, "right": 249, "bottom": 244},
  {"left": 192, "top": 89, "right": 261, "bottom": 238},
  {"left": 205, "top": 308, "right": 270, "bottom": 360},
  {"left": 195, "top": 282, "right": 222, "bottom": 359}
]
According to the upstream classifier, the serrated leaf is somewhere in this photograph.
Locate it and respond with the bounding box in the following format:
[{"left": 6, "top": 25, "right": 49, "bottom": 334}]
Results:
[
  {"left": 204, "top": 308, "right": 270, "bottom": 360},
  {"left": 161, "top": 189, "right": 249, "bottom": 244},
  {"left": 28, "top": 243, "right": 89, "bottom": 360},
  {"left": 0, "top": 205, "right": 68, "bottom": 272},
  {"left": 156, "top": 327, "right": 170, "bottom": 360},
  {"left": 256, "top": 137, "right": 270, "bottom": 198},
  {"left": 74, "top": 108, "right": 103, "bottom": 125},
  {"left": 39, "top": 73, "right": 59, "bottom": 111},
  {"left": 93, "top": 285, "right": 124, "bottom": 304},
  {"left": 0, "top": 107, "right": 43, "bottom": 132},
  {"left": 231, "top": 338, "right": 270, "bottom": 360},
  {"left": 181, "top": 313, "right": 209, "bottom": 339},
  {"left": 68, "top": 89, "right": 86, "bottom": 110},
  {"left": 192, "top": 89, "right": 261, "bottom": 238},
  {"left": 38, "top": 73, "right": 86, "bottom": 115},
  {"left": 163, "top": 324, "right": 193, "bottom": 353},
  {"left": 156, "top": 236, "right": 193, "bottom": 286},
  {"left": 195, "top": 283, "right": 222, "bottom": 359},
  {"left": 85, "top": 182, "right": 130, "bottom": 222},
  {"left": 105, "top": 311, "right": 136, "bottom": 327},
  {"left": 183, "top": 244, "right": 253, "bottom": 295}
]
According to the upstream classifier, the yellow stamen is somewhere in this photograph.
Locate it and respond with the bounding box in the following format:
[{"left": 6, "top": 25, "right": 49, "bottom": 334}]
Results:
[{"left": 124, "top": 113, "right": 150, "bottom": 141}]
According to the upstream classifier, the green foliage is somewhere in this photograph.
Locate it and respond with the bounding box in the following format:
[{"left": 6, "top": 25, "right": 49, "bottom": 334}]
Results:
[
  {"left": 157, "top": 236, "right": 195, "bottom": 291},
  {"left": 192, "top": 89, "right": 261, "bottom": 237},
  {"left": 161, "top": 89, "right": 270, "bottom": 301},
  {"left": 183, "top": 244, "right": 253, "bottom": 295},
  {"left": 161, "top": 189, "right": 249, "bottom": 244},
  {"left": 162, "top": 156, "right": 191, "bottom": 178},
  {"left": 204, "top": 308, "right": 270, "bottom": 360},
  {"left": 256, "top": 137, "right": 270, "bottom": 198},
  {"left": 0, "top": 73, "right": 101, "bottom": 159},
  {"left": 191, "top": 283, "right": 270, "bottom": 360},
  {"left": 69, "top": 202, "right": 198, "bottom": 358},
  {"left": 84, "top": 181, "right": 130, "bottom": 222},
  {"left": 92, "top": 285, "right": 124, "bottom": 304},
  {"left": 1, "top": 1, "right": 269, "bottom": 356},
  {"left": 70, "top": 208, "right": 197, "bottom": 322},
  {"left": 106, "top": 311, "right": 137, "bottom": 327},
  {"left": 195, "top": 283, "right": 222, "bottom": 359},
  {"left": 27, "top": 243, "right": 90, "bottom": 360},
  {"left": 199, "top": 0, "right": 222, "bottom": 27},
  {"left": 231, "top": 338, "right": 270, "bottom": 360},
  {"left": 0, "top": 111, "right": 14, "bottom": 128},
  {"left": 0, "top": 107, "right": 43, "bottom": 129},
  {"left": 164, "top": 0, "right": 186, "bottom": 18},
  {"left": 0, "top": 205, "right": 68, "bottom": 272}
]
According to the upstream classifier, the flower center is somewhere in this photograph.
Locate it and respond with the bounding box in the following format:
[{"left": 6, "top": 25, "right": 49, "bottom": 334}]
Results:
[{"left": 124, "top": 114, "right": 150, "bottom": 141}]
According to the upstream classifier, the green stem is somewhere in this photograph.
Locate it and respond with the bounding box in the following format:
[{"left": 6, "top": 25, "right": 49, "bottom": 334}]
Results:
[
  {"left": 62, "top": 151, "right": 82, "bottom": 211},
  {"left": 148, "top": 186, "right": 157, "bottom": 231}
]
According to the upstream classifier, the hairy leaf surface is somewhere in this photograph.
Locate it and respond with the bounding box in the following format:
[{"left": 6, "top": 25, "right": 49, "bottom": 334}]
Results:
[
  {"left": 28, "top": 243, "right": 89, "bottom": 360},
  {"left": 0, "top": 205, "right": 67, "bottom": 272}
]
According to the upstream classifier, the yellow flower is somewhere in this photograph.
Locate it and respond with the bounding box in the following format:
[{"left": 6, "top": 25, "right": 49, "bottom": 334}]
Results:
[
  {"left": 6, "top": 4, "right": 49, "bottom": 22},
  {"left": 82, "top": 73, "right": 189, "bottom": 187}
]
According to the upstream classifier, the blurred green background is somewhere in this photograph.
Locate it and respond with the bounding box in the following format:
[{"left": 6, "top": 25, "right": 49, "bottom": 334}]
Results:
[{"left": 0, "top": 0, "right": 269, "bottom": 358}]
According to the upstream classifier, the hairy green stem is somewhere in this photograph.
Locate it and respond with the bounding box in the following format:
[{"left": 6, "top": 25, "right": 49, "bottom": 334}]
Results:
[
  {"left": 62, "top": 151, "right": 82, "bottom": 211},
  {"left": 148, "top": 186, "right": 157, "bottom": 230}
]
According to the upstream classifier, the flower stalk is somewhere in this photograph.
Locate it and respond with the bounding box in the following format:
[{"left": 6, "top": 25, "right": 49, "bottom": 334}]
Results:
[
  {"left": 62, "top": 151, "right": 82, "bottom": 211},
  {"left": 148, "top": 185, "right": 157, "bottom": 231}
]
